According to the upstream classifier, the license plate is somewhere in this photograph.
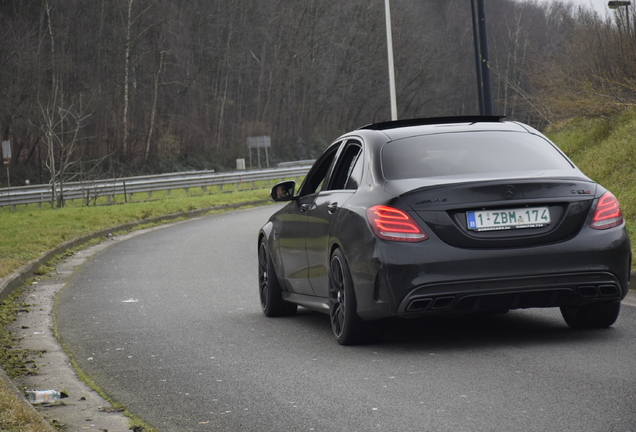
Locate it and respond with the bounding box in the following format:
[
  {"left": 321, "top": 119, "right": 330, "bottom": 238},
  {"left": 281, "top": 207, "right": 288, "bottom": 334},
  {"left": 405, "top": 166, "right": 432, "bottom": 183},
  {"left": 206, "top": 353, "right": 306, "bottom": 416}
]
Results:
[{"left": 467, "top": 207, "right": 551, "bottom": 231}]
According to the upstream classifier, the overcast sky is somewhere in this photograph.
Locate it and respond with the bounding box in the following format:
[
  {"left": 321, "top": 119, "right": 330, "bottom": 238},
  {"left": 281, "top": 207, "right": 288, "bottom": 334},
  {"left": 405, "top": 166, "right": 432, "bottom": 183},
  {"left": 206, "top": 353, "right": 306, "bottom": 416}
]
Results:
[
  {"left": 533, "top": 0, "right": 617, "bottom": 17},
  {"left": 569, "top": 0, "right": 614, "bottom": 15},
  {"left": 582, "top": 0, "right": 612, "bottom": 14}
]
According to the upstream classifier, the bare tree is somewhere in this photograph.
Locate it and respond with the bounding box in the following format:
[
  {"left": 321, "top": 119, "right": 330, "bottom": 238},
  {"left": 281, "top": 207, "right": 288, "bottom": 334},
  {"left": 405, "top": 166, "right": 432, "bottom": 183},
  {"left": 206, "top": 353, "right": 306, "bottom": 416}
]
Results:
[
  {"left": 121, "top": 0, "right": 134, "bottom": 160},
  {"left": 36, "top": 1, "right": 95, "bottom": 207},
  {"left": 145, "top": 49, "right": 164, "bottom": 163},
  {"left": 37, "top": 92, "right": 94, "bottom": 207}
]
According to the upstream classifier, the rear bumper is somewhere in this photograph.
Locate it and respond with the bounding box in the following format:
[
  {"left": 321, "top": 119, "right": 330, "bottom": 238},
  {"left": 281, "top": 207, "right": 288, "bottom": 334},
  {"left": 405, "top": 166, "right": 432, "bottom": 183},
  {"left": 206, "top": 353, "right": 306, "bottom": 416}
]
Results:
[
  {"left": 396, "top": 271, "right": 623, "bottom": 318},
  {"left": 350, "top": 226, "right": 631, "bottom": 321}
]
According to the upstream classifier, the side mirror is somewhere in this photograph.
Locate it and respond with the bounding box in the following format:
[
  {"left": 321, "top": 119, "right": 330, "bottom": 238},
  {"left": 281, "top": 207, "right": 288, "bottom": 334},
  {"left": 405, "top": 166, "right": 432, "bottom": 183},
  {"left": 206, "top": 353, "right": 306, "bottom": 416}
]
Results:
[{"left": 271, "top": 180, "right": 295, "bottom": 202}]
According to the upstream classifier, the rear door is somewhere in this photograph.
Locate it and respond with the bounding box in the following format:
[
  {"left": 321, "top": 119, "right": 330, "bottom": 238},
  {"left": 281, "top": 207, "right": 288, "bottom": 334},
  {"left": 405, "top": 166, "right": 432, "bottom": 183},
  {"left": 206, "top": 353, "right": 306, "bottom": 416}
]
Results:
[
  {"left": 276, "top": 143, "right": 341, "bottom": 295},
  {"left": 305, "top": 140, "right": 363, "bottom": 297}
]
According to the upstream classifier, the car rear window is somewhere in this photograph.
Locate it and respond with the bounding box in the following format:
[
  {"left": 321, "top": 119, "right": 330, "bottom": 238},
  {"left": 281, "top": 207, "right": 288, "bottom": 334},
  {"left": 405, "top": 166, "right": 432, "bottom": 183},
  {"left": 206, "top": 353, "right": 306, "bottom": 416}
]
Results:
[{"left": 381, "top": 131, "right": 574, "bottom": 180}]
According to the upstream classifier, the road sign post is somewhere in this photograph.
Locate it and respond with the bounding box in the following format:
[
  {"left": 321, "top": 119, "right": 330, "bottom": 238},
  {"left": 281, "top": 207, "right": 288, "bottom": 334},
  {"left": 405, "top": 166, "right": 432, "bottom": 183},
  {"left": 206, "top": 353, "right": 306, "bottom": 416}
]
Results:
[
  {"left": 2, "top": 140, "right": 11, "bottom": 206},
  {"left": 2, "top": 140, "right": 11, "bottom": 187},
  {"left": 247, "top": 136, "right": 271, "bottom": 169}
]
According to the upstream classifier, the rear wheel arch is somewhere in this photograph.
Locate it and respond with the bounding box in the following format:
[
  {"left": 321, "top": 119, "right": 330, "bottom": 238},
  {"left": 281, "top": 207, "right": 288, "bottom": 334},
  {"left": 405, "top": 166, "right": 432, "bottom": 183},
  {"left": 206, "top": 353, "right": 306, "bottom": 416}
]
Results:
[
  {"left": 328, "top": 247, "right": 382, "bottom": 345},
  {"left": 258, "top": 221, "right": 274, "bottom": 245},
  {"left": 329, "top": 241, "right": 343, "bottom": 262}
]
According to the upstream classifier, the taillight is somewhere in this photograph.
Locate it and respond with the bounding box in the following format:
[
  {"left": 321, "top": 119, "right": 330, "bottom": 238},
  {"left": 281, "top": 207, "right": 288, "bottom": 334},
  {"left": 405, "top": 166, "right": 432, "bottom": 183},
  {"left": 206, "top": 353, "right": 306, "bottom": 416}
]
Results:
[
  {"left": 590, "top": 192, "right": 623, "bottom": 230},
  {"left": 366, "top": 205, "right": 428, "bottom": 242}
]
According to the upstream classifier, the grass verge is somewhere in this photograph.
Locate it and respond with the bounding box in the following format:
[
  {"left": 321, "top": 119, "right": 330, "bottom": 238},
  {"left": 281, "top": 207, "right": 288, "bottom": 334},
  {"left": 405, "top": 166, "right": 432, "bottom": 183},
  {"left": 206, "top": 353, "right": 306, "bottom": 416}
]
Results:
[
  {"left": 0, "top": 289, "right": 39, "bottom": 380},
  {"left": 0, "top": 376, "right": 54, "bottom": 432},
  {"left": 545, "top": 108, "right": 636, "bottom": 254}
]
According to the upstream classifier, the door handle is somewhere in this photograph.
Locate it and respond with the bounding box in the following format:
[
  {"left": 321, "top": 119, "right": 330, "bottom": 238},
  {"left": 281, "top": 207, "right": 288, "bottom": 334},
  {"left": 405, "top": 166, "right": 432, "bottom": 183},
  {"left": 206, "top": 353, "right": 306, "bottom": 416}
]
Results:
[
  {"left": 328, "top": 202, "right": 339, "bottom": 213},
  {"left": 300, "top": 203, "right": 311, "bottom": 212}
]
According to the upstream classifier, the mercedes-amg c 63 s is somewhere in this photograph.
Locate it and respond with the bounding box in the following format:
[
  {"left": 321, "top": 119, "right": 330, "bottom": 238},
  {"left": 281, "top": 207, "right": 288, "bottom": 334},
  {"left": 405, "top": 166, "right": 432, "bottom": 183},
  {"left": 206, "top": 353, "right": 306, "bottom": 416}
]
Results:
[{"left": 257, "top": 116, "right": 631, "bottom": 345}]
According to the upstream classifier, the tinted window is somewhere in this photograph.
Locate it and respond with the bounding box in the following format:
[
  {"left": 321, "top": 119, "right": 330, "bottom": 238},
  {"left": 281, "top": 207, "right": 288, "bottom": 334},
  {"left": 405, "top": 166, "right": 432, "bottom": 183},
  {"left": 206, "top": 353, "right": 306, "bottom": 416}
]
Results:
[
  {"left": 328, "top": 142, "right": 362, "bottom": 190},
  {"left": 382, "top": 131, "right": 574, "bottom": 180},
  {"left": 345, "top": 150, "right": 363, "bottom": 190},
  {"left": 299, "top": 143, "right": 340, "bottom": 195}
]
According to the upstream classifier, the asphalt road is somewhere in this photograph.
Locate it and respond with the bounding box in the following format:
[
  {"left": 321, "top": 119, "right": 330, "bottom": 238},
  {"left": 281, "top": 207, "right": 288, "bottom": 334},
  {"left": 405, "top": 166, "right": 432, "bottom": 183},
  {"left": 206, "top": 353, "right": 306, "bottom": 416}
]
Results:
[{"left": 56, "top": 205, "right": 636, "bottom": 432}]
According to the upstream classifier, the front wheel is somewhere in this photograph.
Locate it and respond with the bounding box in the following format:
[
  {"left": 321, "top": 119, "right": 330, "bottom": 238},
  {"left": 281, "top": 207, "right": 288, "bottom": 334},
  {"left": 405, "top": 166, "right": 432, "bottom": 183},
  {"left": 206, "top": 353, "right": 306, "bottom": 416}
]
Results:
[
  {"left": 258, "top": 238, "right": 297, "bottom": 317},
  {"left": 329, "top": 248, "right": 381, "bottom": 345},
  {"left": 560, "top": 301, "right": 620, "bottom": 329}
]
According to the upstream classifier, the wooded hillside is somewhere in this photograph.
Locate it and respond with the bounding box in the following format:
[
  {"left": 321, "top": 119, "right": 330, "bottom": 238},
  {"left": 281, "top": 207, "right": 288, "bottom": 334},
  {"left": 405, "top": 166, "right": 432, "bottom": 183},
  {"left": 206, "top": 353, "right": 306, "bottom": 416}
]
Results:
[{"left": 1, "top": 0, "right": 634, "bottom": 190}]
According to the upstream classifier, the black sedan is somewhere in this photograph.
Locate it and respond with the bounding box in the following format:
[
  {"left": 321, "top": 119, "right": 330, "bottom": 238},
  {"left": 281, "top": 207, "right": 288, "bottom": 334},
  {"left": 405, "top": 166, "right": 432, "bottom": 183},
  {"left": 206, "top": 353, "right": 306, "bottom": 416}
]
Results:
[{"left": 257, "top": 116, "right": 631, "bottom": 345}]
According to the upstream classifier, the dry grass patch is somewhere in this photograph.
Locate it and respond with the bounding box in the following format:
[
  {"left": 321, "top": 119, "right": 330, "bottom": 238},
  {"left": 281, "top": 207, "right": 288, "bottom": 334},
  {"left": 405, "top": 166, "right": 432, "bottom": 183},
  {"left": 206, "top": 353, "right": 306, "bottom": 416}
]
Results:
[{"left": 0, "top": 372, "right": 53, "bottom": 432}]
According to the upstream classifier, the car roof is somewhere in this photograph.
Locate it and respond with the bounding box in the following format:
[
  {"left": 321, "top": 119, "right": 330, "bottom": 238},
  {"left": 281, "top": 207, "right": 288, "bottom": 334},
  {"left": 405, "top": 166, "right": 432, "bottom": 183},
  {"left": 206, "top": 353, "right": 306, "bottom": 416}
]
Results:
[{"left": 356, "top": 116, "right": 533, "bottom": 142}]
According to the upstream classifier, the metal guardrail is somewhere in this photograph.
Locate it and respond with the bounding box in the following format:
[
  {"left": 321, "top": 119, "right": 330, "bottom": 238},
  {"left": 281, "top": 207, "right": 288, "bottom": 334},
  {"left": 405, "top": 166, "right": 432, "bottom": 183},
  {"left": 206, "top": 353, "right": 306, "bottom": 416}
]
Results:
[{"left": 0, "top": 165, "right": 312, "bottom": 208}]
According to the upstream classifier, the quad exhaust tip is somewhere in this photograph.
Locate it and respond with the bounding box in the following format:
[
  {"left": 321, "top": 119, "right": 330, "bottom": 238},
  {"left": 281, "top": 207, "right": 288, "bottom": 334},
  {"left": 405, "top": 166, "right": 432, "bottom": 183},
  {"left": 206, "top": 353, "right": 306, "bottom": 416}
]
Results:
[
  {"left": 577, "top": 284, "right": 619, "bottom": 298},
  {"left": 407, "top": 296, "right": 456, "bottom": 312}
]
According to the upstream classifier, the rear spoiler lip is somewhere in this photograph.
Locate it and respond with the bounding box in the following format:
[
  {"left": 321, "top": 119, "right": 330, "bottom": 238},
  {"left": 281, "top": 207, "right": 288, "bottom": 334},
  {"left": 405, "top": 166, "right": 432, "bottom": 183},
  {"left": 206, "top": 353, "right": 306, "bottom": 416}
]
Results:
[
  {"left": 358, "top": 116, "right": 506, "bottom": 131},
  {"left": 387, "top": 175, "right": 595, "bottom": 199}
]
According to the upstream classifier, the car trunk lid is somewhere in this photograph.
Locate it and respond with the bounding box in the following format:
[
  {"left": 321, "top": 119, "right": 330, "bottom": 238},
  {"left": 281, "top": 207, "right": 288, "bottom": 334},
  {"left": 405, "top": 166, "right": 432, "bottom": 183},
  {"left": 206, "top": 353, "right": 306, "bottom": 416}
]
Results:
[{"left": 399, "top": 178, "right": 596, "bottom": 248}]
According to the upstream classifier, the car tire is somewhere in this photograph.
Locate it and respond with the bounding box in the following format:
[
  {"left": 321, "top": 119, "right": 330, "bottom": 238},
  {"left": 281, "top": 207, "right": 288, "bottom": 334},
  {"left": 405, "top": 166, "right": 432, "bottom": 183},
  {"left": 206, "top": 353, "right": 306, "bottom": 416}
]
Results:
[
  {"left": 258, "top": 238, "right": 297, "bottom": 317},
  {"left": 329, "top": 248, "right": 382, "bottom": 345},
  {"left": 560, "top": 301, "right": 620, "bottom": 329}
]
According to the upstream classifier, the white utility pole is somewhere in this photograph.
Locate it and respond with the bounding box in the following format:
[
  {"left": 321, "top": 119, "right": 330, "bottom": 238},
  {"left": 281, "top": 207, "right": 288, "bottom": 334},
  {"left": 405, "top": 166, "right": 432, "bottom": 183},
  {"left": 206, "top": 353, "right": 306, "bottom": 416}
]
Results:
[{"left": 384, "top": 0, "right": 398, "bottom": 120}]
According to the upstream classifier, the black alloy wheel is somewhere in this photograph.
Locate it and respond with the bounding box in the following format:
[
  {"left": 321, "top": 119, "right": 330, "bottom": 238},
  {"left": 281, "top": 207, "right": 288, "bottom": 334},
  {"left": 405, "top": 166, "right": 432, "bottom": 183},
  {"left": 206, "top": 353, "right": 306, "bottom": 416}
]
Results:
[
  {"left": 329, "top": 248, "right": 381, "bottom": 345},
  {"left": 258, "top": 237, "right": 297, "bottom": 317}
]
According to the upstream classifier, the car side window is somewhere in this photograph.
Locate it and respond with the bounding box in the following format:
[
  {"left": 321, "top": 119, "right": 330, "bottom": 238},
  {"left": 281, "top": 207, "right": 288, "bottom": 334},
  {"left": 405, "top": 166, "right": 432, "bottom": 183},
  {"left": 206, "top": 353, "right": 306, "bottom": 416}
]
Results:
[
  {"left": 327, "top": 142, "right": 362, "bottom": 191},
  {"left": 344, "top": 147, "right": 363, "bottom": 190},
  {"left": 298, "top": 143, "right": 340, "bottom": 196}
]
